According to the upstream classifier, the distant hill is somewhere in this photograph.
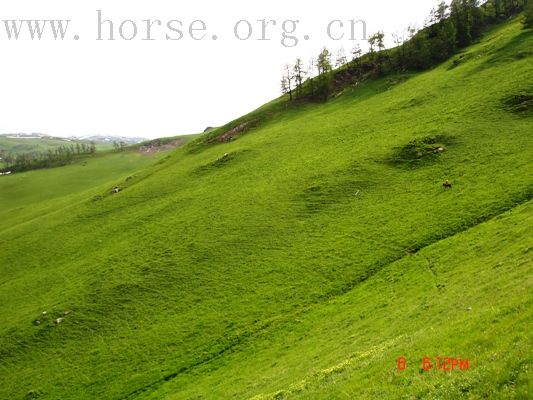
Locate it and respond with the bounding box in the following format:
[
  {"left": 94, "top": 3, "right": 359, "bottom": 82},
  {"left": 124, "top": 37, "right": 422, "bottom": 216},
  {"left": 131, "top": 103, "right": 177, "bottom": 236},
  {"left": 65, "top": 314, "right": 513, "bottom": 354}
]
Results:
[
  {"left": 135, "top": 134, "right": 201, "bottom": 154},
  {"left": 0, "top": 134, "right": 148, "bottom": 155},
  {"left": 0, "top": 134, "right": 108, "bottom": 156},
  {"left": 0, "top": 135, "right": 153, "bottom": 170},
  {"left": 70, "top": 135, "right": 148, "bottom": 145}
]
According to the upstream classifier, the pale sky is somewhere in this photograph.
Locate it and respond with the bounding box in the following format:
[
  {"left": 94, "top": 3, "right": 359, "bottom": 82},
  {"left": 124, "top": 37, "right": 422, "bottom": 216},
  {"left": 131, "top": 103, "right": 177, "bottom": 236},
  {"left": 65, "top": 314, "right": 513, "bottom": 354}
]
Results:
[{"left": 0, "top": 0, "right": 436, "bottom": 139}]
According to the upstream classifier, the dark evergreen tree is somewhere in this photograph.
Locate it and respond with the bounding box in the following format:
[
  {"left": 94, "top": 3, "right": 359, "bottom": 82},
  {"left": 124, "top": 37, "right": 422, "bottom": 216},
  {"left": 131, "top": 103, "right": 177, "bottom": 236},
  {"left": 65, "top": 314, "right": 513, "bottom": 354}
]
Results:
[
  {"left": 315, "top": 48, "right": 333, "bottom": 101},
  {"left": 524, "top": 0, "right": 533, "bottom": 27}
]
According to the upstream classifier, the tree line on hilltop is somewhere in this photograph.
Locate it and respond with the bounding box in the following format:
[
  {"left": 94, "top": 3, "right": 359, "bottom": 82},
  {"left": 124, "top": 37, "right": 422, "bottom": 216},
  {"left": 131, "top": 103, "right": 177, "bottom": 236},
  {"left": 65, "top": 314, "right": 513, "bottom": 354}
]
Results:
[
  {"left": 112, "top": 140, "right": 129, "bottom": 152},
  {"left": 281, "top": 0, "right": 532, "bottom": 102}
]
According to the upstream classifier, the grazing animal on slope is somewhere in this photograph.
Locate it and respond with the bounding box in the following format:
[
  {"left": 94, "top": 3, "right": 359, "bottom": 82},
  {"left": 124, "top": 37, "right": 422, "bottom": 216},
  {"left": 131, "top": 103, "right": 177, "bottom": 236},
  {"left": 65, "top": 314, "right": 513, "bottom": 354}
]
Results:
[{"left": 443, "top": 180, "right": 453, "bottom": 189}]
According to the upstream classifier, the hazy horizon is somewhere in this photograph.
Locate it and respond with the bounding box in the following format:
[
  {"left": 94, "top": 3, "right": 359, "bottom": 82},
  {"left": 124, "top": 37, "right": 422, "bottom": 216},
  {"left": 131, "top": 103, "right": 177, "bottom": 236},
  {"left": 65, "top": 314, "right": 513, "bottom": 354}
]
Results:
[{"left": 0, "top": 131, "right": 198, "bottom": 139}]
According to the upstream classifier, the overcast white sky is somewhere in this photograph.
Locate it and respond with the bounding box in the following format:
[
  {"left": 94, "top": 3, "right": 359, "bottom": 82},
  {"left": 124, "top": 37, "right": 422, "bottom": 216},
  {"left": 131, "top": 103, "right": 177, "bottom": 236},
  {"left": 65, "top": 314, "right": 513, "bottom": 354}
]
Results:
[{"left": 0, "top": 1, "right": 437, "bottom": 138}]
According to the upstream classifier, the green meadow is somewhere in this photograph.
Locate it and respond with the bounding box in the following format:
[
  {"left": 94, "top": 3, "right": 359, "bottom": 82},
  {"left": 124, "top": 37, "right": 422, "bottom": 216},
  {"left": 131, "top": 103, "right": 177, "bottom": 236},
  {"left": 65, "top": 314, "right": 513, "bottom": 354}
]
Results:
[
  {"left": 0, "top": 151, "right": 167, "bottom": 234},
  {"left": 0, "top": 136, "right": 114, "bottom": 156},
  {"left": 0, "top": 18, "right": 532, "bottom": 400}
]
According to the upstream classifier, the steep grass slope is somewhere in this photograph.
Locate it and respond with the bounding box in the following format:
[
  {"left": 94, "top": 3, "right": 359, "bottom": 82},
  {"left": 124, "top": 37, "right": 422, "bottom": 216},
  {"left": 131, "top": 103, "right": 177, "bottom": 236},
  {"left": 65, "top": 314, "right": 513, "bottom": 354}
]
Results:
[
  {"left": 0, "top": 19, "right": 532, "bottom": 399},
  {"left": 147, "top": 200, "right": 533, "bottom": 399}
]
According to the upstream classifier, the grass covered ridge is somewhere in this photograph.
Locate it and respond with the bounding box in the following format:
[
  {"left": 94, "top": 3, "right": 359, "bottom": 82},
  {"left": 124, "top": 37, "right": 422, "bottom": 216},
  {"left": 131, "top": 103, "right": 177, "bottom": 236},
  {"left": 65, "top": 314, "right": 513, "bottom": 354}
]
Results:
[{"left": 0, "top": 18, "right": 532, "bottom": 399}]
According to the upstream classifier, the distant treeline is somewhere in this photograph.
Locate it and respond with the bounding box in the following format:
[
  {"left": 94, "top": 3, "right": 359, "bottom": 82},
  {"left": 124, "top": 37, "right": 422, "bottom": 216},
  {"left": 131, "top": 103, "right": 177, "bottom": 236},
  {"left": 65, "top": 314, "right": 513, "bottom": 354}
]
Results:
[
  {"left": 0, "top": 142, "right": 96, "bottom": 173},
  {"left": 281, "top": 0, "right": 532, "bottom": 102},
  {"left": 112, "top": 141, "right": 129, "bottom": 152}
]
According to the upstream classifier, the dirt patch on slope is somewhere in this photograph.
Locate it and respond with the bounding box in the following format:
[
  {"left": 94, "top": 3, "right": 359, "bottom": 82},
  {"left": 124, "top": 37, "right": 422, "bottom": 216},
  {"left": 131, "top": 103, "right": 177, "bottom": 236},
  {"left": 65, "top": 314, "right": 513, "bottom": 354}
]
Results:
[
  {"left": 138, "top": 139, "right": 186, "bottom": 155},
  {"left": 209, "top": 120, "right": 259, "bottom": 143}
]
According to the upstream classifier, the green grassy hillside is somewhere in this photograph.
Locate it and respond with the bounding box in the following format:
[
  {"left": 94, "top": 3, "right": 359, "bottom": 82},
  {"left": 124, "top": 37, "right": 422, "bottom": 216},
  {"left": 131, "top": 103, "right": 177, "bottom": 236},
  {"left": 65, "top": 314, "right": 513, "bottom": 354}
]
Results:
[
  {"left": 0, "top": 18, "right": 532, "bottom": 400},
  {"left": 147, "top": 200, "right": 533, "bottom": 399},
  {"left": 0, "top": 136, "right": 115, "bottom": 169},
  {"left": 0, "top": 151, "right": 168, "bottom": 233},
  {"left": 0, "top": 136, "right": 113, "bottom": 155}
]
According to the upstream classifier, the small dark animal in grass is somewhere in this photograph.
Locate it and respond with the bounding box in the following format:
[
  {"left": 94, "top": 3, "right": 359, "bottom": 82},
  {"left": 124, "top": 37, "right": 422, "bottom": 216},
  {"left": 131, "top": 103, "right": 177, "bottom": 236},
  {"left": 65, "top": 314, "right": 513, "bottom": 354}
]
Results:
[
  {"left": 112, "top": 186, "right": 121, "bottom": 194},
  {"left": 442, "top": 180, "right": 453, "bottom": 189}
]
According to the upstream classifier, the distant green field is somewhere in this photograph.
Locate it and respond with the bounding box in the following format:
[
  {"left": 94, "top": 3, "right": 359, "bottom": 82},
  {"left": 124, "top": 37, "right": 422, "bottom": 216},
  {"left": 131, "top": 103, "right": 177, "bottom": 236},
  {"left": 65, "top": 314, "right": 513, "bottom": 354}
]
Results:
[
  {"left": 0, "top": 151, "right": 168, "bottom": 232},
  {"left": 0, "top": 136, "right": 114, "bottom": 156},
  {"left": 0, "top": 18, "right": 531, "bottom": 400}
]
